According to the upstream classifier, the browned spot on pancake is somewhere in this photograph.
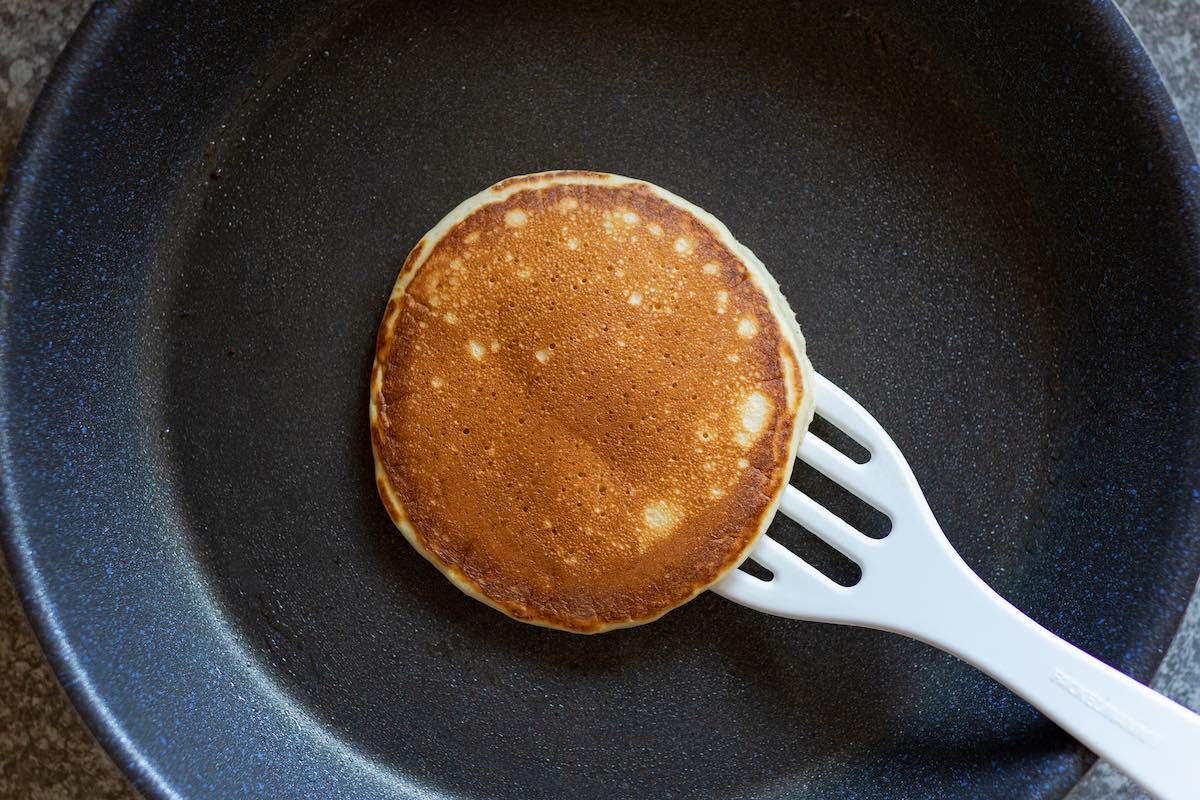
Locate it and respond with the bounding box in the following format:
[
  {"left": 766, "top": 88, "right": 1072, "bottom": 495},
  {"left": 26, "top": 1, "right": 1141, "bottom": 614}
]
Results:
[
  {"left": 370, "top": 411, "right": 395, "bottom": 469},
  {"left": 375, "top": 475, "right": 404, "bottom": 523},
  {"left": 376, "top": 294, "right": 411, "bottom": 364},
  {"left": 397, "top": 238, "right": 426, "bottom": 279},
  {"left": 373, "top": 176, "right": 805, "bottom": 632}
]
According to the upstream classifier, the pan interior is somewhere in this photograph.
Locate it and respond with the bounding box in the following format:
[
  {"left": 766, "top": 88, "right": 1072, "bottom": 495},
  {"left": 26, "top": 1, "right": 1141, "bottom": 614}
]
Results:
[{"left": 7, "top": 1, "right": 1194, "bottom": 799}]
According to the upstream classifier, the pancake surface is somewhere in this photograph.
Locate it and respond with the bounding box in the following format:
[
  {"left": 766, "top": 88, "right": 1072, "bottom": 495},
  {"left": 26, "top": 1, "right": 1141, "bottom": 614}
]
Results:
[{"left": 371, "top": 171, "right": 814, "bottom": 632}]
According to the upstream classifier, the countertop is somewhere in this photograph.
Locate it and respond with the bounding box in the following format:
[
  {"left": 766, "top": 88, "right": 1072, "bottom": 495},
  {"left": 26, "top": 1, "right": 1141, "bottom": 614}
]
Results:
[{"left": 1, "top": 1, "right": 1197, "bottom": 798}]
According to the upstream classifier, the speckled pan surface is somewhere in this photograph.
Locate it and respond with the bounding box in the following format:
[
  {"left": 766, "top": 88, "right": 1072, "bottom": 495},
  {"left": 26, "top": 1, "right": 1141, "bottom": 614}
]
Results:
[{"left": 0, "top": 1, "right": 1197, "bottom": 799}]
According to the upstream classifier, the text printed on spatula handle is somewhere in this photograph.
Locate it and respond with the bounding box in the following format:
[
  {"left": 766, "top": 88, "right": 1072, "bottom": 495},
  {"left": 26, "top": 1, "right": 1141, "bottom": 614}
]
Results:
[{"left": 1049, "top": 669, "right": 1160, "bottom": 746}]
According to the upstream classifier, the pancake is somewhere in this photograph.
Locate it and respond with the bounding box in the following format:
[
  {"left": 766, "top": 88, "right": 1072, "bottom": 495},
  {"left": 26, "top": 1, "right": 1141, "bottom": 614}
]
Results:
[{"left": 370, "top": 171, "right": 815, "bottom": 633}]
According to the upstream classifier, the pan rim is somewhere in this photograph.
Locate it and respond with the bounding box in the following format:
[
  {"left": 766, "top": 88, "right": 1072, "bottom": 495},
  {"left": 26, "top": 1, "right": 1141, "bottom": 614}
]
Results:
[
  {"left": 0, "top": 3, "right": 172, "bottom": 795},
  {"left": 1, "top": 1, "right": 1197, "bottom": 798}
]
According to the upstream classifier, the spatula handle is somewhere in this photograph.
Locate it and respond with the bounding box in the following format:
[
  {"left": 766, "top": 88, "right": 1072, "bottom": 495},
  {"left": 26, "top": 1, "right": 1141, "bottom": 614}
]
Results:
[{"left": 902, "top": 563, "right": 1200, "bottom": 800}]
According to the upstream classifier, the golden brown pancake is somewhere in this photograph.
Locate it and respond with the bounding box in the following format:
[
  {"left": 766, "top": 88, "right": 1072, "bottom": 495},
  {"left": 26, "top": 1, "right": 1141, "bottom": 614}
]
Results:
[{"left": 370, "top": 171, "right": 815, "bottom": 633}]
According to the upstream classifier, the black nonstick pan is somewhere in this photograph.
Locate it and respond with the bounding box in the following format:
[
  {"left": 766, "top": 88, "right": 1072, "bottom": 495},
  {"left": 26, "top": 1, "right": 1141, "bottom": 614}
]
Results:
[{"left": 2, "top": 1, "right": 1198, "bottom": 798}]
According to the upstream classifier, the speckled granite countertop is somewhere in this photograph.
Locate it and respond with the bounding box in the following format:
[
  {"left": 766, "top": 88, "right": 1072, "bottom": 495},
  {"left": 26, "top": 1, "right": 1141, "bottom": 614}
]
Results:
[{"left": 1, "top": 1, "right": 1197, "bottom": 798}]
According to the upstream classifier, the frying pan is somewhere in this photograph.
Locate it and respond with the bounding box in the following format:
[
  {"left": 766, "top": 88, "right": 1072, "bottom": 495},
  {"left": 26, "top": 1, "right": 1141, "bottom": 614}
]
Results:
[{"left": 2, "top": 1, "right": 1198, "bottom": 798}]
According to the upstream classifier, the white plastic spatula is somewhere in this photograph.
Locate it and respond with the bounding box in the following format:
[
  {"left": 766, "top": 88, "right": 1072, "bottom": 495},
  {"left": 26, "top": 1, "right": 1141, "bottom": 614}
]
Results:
[{"left": 713, "top": 373, "right": 1200, "bottom": 800}]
